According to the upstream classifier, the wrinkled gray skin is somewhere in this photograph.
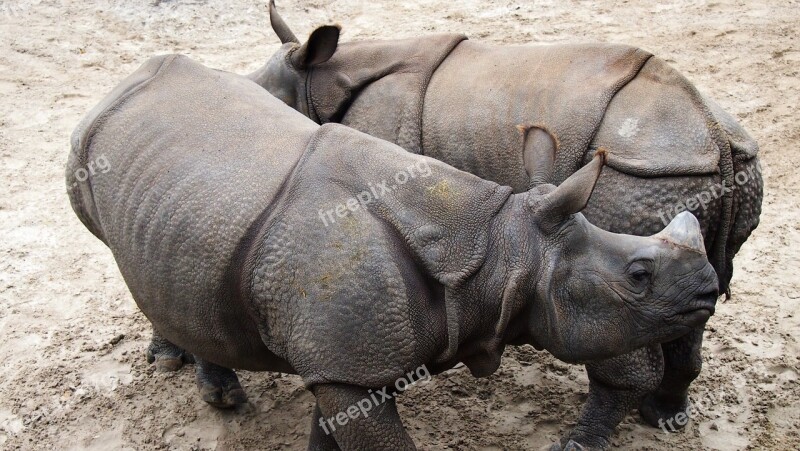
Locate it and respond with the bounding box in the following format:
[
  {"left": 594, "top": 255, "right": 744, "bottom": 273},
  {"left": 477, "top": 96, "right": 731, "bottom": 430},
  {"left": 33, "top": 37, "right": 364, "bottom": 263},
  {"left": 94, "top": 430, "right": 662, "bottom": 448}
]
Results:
[
  {"left": 231, "top": 3, "right": 762, "bottom": 449},
  {"left": 68, "top": 55, "right": 719, "bottom": 451}
]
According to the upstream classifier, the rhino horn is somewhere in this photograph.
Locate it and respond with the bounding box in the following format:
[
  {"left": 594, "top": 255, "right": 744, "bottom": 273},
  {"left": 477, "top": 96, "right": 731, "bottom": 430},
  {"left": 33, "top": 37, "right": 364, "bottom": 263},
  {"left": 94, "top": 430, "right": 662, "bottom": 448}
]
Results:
[
  {"left": 269, "top": 0, "right": 299, "bottom": 44},
  {"left": 654, "top": 211, "right": 706, "bottom": 255},
  {"left": 538, "top": 148, "right": 606, "bottom": 221}
]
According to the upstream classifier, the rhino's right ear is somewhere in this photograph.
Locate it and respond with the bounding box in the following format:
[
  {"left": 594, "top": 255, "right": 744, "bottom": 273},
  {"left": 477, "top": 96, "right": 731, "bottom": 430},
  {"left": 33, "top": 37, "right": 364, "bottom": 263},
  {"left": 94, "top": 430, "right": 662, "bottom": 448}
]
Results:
[
  {"left": 535, "top": 149, "right": 606, "bottom": 228},
  {"left": 290, "top": 25, "right": 341, "bottom": 69},
  {"left": 269, "top": 0, "right": 299, "bottom": 44}
]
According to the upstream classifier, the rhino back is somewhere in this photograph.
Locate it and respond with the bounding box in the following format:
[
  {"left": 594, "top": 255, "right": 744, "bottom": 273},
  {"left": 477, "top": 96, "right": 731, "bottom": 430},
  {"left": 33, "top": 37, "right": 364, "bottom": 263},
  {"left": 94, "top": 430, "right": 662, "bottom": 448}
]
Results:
[
  {"left": 422, "top": 43, "right": 761, "bottom": 292},
  {"left": 590, "top": 56, "right": 729, "bottom": 177},
  {"left": 422, "top": 41, "right": 652, "bottom": 192},
  {"left": 67, "top": 55, "right": 168, "bottom": 242},
  {"left": 74, "top": 55, "right": 318, "bottom": 369}
]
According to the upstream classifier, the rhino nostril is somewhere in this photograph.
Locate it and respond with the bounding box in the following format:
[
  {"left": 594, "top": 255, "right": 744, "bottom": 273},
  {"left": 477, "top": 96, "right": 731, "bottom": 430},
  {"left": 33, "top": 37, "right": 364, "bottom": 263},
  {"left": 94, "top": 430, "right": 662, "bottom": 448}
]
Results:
[{"left": 696, "top": 289, "right": 718, "bottom": 311}]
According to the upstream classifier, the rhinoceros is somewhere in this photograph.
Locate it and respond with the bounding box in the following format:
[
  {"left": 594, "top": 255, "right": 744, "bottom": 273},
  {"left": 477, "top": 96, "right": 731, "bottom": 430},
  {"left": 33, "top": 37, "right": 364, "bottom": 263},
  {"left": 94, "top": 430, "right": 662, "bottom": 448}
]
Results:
[{"left": 68, "top": 54, "right": 719, "bottom": 450}]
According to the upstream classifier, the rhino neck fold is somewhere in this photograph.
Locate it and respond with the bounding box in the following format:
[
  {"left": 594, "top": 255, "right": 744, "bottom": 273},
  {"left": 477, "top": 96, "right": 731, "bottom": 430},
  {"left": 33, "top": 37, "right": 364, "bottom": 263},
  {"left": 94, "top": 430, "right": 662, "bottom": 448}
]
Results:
[
  {"left": 308, "top": 34, "right": 466, "bottom": 152},
  {"left": 434, "top": 194, "right": 541, "bottom": 377}
]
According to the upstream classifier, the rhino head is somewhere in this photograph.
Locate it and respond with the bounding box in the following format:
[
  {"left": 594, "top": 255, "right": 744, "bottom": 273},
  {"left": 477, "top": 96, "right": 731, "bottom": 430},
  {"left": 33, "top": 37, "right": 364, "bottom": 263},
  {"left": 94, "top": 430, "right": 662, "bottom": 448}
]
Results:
[
  {"left": 247, "top": 1, "right": 340, "bottom": 116},
  {"left": 514, "top": 151, "right": 718, "bottom": 363}
]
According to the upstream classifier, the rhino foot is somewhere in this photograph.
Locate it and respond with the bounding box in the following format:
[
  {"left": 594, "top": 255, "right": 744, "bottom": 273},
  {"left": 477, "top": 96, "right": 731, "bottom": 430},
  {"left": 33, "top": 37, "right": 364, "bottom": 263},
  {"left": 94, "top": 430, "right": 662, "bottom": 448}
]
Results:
[
  {"left": 195, "top": 358, "right": 248, "bottom": 409},
  {"left": 639, "top": 392, "right": 691, "bottom": 431},
  {"left": 146, "top": 329, "right": 194, "bottom": 372}
]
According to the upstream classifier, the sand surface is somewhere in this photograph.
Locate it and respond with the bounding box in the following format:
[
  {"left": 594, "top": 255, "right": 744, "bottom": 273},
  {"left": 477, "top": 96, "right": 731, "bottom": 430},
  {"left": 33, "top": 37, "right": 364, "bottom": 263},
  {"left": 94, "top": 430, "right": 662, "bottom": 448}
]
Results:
[{"left": 0, "top": 0, "right": 798, "bottom": 449}]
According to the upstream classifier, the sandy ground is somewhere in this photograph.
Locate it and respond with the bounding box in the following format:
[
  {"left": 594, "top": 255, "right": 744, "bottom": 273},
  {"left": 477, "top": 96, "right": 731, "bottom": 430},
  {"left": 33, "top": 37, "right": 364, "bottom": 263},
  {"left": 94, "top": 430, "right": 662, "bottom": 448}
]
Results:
[{"left": 0, "top": 0, "right": 798, "bottom": 449}]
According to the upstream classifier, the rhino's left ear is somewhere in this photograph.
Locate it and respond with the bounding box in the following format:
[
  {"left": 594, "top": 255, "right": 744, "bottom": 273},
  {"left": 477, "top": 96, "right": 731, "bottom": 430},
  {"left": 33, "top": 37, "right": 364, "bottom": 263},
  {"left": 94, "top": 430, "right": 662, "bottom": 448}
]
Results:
[
  {"left": 291, "top": 25, "right": 341, "bottom": 69},
  {"left": 534, "top": 149, "right": 606, "bottom": 228}
]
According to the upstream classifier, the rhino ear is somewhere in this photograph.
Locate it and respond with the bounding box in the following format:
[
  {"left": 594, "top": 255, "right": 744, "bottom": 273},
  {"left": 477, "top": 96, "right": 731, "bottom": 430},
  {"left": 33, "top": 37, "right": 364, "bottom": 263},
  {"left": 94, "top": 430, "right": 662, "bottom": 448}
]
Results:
[
  {"left": 291, "top": 25, "right": 341, "bottom": 69},
  {"left": 518, "top": 124, "right": 558, "bottom": 188},
  {"left": 535, "top": 149, "right": 606, "bottom": 227},
  {"left": 269, "top": 0, "right": 299, "bottom": 44}
]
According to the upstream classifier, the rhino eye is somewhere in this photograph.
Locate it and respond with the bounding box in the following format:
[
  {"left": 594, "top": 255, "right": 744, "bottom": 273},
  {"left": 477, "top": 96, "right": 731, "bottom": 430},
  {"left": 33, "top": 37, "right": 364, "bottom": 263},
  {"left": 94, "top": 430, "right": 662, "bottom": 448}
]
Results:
[
  {"left": 630, "top": 269, "right": 651, "bottom": 282},
  {"left": 626, "top": 260, "right": 653, "bottom": 287}
]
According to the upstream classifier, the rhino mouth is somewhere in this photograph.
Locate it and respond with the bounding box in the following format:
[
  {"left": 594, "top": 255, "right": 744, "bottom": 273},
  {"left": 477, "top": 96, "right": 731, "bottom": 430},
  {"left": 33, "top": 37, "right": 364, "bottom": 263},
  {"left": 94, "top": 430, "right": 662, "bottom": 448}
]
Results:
[{"left": 678, "top": 290, "right": 718, "bottom": 323}]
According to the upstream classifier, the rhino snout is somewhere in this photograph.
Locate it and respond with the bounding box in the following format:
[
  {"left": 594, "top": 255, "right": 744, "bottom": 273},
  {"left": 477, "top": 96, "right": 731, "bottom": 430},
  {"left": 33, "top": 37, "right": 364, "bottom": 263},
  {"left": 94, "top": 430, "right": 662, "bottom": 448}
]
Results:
[
  {"left": 678, "top": 291, "right": 717, "bottom": 326},
  {"left": 672, "top": 267, "right": 719, "bottom": 326}
]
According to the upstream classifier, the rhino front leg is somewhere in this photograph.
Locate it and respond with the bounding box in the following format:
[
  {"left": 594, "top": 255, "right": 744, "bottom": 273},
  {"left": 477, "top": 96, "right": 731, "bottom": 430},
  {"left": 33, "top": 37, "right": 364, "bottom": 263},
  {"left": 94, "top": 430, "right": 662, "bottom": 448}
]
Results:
[
  {"left": 146, "top": 326, "right": 194, "bottom": 372},
  {"left": 195, "top": 357, "right": 248, "bottom": 409},
  {"left": 639, "top": 328, "right": 704, "bottom": 430},
  {"left": 311, "top": 384, "right": 416, "bottom": 451},
  {"left": 551, "top": 345, "right": 664, "bottom": 451},
  {"left": 309, "top": 403, "right": 342, "bottom": 451}
]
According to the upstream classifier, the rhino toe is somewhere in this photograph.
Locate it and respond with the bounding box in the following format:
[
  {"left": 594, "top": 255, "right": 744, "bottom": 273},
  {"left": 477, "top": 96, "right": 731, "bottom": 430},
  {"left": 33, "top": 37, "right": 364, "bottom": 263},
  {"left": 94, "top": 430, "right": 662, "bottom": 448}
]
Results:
[
  {"left": 548, "top": 437, "right": 610, "bottom": 451},
  {"left": 564, "top": 441, "right": 587, "bottom": 451},
  {"left": 549, "top": 437, "right": 607, "bottom": 451},
  {"left": 195, "top": 358, "right": 248, "bottom": 409},
  {"left": 146, "top": 332, "right": 194, "bottom": 372},
  {"left": 199, "top": 382, "right": 248, "bottom": 409}
]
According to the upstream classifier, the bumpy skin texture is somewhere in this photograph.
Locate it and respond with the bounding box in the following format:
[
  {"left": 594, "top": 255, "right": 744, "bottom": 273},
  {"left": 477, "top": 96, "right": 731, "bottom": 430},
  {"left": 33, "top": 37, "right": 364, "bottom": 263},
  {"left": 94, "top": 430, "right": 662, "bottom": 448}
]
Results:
[
  {"left": 250, "top": 14, "right": 763, "bottom": 449},
  {"left": 421, "top": 41, "right": 652, "bottom": 190},
  {"left": 69, "top": 55, "right": 720, "bottom": 450}
]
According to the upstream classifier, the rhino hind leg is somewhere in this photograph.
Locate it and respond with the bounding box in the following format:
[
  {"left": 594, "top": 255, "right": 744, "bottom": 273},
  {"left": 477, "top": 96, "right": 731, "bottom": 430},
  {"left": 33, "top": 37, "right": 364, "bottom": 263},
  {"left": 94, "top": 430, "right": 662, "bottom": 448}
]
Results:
[
  {"left": 195, "top": 357, "right": 248, "bottom": 409},
  {"left": 551, "top": 345, "right": 664, "bottom": 450},
  {"left": 311, "top": 384, "right": 416, "bottom": 451},
  {"left": 639, "top": 328, "right": 704, "bottom": 430},
  {"left": 146, "top": 326, "right": 195, "bottom": 372}
]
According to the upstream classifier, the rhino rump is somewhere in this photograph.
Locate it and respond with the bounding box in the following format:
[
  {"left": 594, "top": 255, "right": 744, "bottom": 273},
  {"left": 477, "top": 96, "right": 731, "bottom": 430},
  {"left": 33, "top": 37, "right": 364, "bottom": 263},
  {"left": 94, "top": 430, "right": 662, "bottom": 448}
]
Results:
[{"left": 68, "top": 54, "right": 318, "bottom": 369}]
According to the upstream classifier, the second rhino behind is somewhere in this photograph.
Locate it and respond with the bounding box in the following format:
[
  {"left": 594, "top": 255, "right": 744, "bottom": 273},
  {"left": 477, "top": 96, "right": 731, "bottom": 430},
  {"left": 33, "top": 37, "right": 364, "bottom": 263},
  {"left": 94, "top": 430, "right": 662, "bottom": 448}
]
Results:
[{"left": 68, "top": 55, "right": 719, "bottom": 450}]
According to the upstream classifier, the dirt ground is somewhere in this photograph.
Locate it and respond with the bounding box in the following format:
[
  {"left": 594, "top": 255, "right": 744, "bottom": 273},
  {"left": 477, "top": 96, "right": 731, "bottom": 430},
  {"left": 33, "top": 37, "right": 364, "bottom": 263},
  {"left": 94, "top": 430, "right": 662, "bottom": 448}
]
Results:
[{"left": 0, "top": 0, "right": 798, "bottom": 449}]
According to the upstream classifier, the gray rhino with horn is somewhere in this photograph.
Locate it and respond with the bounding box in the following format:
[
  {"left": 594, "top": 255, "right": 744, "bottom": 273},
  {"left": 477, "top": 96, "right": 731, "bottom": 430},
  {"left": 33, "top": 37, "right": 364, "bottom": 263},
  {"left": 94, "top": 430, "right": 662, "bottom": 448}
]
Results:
[
  {"left": 234, "top": 2, "right": 763, "bottom": 449},
  {"left": 68, "top": 54, "right": 719, "bottom": 450}
]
